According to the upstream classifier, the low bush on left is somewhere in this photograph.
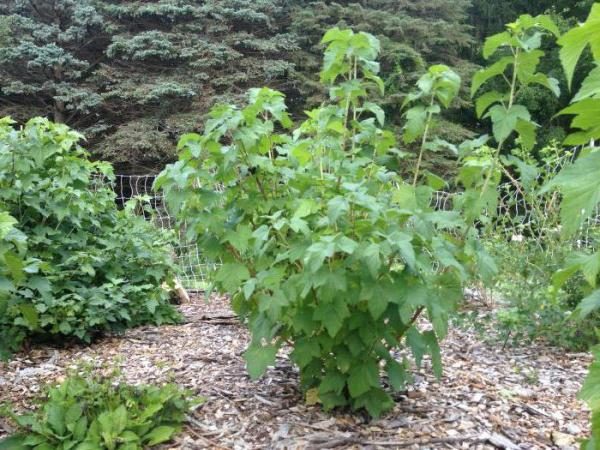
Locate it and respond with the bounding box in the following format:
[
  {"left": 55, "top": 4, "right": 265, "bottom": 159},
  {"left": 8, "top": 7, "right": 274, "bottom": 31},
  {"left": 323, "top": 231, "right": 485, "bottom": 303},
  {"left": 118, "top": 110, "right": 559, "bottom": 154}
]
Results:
[{"left": 0, "top": 117, "right": 181, "bottom": 358}]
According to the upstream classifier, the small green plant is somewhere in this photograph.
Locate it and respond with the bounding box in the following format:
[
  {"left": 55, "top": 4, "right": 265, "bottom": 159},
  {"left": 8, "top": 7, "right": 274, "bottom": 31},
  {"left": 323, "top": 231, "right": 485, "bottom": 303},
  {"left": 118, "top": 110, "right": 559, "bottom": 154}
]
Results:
[
  {"left": 0, "top": 370, "right": 199, "bottom": 450},
  {"left": 157, "top": 28, "right": 495, "bottom": 418},
  {"left": 0, "top": 118, "right": 181, "bottom": 358}
]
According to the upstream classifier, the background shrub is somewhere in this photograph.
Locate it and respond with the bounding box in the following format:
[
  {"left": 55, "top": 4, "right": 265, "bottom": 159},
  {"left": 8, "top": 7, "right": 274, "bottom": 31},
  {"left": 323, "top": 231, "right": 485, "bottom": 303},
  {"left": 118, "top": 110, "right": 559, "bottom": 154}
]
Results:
[{"left": 0, "top": 117, "right": 180, "bottom": 358}]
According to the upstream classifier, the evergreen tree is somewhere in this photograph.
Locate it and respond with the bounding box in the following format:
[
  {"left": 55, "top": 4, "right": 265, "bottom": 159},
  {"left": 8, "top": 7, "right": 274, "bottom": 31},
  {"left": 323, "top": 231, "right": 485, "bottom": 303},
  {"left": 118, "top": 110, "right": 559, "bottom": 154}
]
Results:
[
  {"left": 0, "top": 0, "right": 478, "bottom": 171},
  {"left": 0, "top": 0, "right": 109, "bottom": 127}
]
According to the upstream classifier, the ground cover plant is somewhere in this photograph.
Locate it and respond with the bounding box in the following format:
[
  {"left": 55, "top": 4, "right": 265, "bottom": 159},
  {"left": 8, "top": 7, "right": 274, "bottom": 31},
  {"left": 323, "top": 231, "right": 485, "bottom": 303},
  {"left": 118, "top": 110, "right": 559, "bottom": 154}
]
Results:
[
  {"left": 0, "top": 368, "right": 198, "bottom": 450},
  {"left": 156, "top": 28, "right": 500, "bottom": 418},
  {"left": 0, "top": 118, "right": 180, "bottom": 358}
]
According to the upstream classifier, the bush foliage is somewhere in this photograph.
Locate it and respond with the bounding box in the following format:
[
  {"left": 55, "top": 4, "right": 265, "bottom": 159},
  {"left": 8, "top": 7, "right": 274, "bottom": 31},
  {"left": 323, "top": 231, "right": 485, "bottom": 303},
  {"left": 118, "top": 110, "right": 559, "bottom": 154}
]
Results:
[
  {"left": 0, "top": 118, "right": 180, "bottom": 358},
  {"left": 157, "top": 28, "right": 495, "bottom": 417}
]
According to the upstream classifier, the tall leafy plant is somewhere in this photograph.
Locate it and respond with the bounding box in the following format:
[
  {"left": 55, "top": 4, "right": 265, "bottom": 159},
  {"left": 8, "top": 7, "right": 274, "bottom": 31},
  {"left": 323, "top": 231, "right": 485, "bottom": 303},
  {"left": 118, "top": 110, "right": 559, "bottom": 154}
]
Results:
[
  {"left": 544, "top": 4, "right": 600, "bottom": 447},
  {"left": 467, "top": 14, "right": 560, "bottom": 219},
  {"left": 157, "top": 29, "right": 493, "bottom": 417}
]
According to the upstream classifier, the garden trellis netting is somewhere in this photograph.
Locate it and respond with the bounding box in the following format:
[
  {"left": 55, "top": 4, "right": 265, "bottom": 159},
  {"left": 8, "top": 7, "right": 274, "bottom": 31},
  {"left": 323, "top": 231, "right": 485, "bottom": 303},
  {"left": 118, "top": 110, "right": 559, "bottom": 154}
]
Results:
[
  {"left": 95, "top": 174, "right": 216, "bottom": 290},
  {"left": 103, "top": 163, "right": 600, "bottom": 291}
]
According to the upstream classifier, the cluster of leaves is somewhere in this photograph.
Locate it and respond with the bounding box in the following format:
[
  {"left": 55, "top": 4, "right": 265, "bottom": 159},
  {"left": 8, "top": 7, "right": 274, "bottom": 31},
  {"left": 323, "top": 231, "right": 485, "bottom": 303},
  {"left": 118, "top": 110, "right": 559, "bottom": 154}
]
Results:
[
  {"left": 0, "top": 117, "right": 180, "bottom": 358},
  {"left": 0, "top": 369, "right": 198, "bottom": 450},
  {"left": 544, "top": 4, "right": 600, "bottom": 447},
  {"left": 157, "top": 28, "right": 495, "bottom": 418}
]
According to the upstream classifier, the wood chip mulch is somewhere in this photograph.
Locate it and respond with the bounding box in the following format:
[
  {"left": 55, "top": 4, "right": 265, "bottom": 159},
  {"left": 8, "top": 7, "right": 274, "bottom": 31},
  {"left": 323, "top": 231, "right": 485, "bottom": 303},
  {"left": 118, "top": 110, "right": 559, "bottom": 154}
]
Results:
[{"left": 0, "top": 294, "right": 592, "bottom": 449}]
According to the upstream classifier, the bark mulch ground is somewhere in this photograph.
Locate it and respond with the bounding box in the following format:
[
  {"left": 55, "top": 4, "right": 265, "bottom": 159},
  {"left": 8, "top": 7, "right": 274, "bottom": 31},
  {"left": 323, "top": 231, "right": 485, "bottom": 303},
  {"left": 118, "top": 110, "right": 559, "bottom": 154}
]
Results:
[{"left": 0, "top": 294, "right": 591, "bottom": 449}]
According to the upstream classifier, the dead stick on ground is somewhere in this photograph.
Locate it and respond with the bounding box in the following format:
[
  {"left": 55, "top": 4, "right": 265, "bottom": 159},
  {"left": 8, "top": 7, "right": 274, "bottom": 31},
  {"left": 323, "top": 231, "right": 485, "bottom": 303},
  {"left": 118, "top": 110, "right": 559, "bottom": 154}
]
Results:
[{"left": 311, "top": 435, "right": 499, "bottom": 449}]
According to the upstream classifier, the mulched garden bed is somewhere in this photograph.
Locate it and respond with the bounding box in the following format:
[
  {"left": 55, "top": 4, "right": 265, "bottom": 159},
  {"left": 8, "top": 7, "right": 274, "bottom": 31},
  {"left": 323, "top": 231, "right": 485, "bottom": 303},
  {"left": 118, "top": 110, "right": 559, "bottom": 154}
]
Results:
[{"left": 0, "top": 294, "right": 591, "bottom": 449}]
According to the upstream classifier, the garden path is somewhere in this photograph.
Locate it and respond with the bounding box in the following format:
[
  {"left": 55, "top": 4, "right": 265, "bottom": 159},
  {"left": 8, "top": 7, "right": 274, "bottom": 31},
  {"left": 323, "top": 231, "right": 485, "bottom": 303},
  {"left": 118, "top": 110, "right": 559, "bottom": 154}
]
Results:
[{"left": 0, "top": 295, "right": 591, "bottom": 449}]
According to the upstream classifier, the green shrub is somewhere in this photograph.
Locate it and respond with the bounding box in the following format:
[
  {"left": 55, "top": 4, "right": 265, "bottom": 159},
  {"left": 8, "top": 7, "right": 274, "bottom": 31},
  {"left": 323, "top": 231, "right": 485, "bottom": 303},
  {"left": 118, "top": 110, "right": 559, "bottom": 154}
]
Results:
[
  {"left": 0, "top": 117, "right": 180, "bottom": 358},
  {"left": 0, "top": 371, "right": 199, "bottom": 450},
  {"left": 157, "top": 29, "right": 493, "bottom": 418}
]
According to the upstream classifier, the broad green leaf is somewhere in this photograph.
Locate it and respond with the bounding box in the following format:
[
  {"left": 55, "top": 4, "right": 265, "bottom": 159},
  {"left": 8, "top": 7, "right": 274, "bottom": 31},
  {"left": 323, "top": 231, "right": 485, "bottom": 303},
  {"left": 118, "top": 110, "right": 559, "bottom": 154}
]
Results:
[
  {"left": 577, "top": 290, "right": 600, "bottom": 318},
  {"left": 347, "top": 361, "right": 379, "bottom": 397},
  {"left": 215, "top": 263, "right": 251, "bottom": 292},
  {"left": 386, "top": 359, "right": 408, "bottom": 392},
  {"left": 145, "top": 425, "right": 177, "bottom": 446},
  {"left": 545, "top": 151, "right": 600, "bottom": 236},
  {"left": 514, "top": 118, "right": 537, "bottom": 152},
  {"left": 313, "top": 297, "right": 350, "bottom": 337},
  {"left": 353, "top": 388, "right": 393, "bottom": 419},
  {"left": 580, "top": 346, "right": 600, "bottom": 410},
  {"left": 475, "top": 91, "right": 505, "bottom": 118},
  {"left": 291, "top": 338, "right": 321, "bottom": 368},
  {"left": 402, "top": 105, "right": 426, "bottom": 144},
  {"left": 484, "top": 104, "right": 531, "bottom": 143},
  {"left": 559, "top": 4, "right": 600, "bottom": 89},
  {"left": 483, "top": 31, "right": 513, "bottom": 59},
  {"left": 574, "top": 65, "right": 600, "bottom": 102},
  {"left": 245, "top": 344, "right": 279, "bottom": 379},
  {"left": 0, "top": 436, "right": 27, "bottom": 450},
  {"left": 471, "top": 57, "right": 513, "bottom": 97}
]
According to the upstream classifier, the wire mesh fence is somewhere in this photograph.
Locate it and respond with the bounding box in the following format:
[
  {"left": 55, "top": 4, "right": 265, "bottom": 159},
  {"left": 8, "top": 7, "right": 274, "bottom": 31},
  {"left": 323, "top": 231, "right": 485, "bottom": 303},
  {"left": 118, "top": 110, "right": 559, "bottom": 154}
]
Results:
[
  {"left": 99, "top": 174, "right": 214, "bottom": 290},
  {"left": 105, "top": 165, "right": 600, "bottom": 290}
]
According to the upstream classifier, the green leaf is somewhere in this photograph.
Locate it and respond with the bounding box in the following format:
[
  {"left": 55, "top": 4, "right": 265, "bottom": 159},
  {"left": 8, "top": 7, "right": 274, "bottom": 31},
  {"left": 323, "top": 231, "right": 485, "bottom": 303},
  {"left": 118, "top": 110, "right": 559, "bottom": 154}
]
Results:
[
  {"left": 223, "top": 225, "right": 253, "bottom": 253},
  {"left": 386, "top": 359, "right": 408, "bottom": 392},
  {"left": 483, "top": 31, "right": 513, "bottom": 59},
  {"left": 402, "top": 105, "right": 426, "bottom": 144},
  {"left": 577, "top": 290, "right": 600, "bottom": 318},
  {"left": 574, "top": 65, "right": 600, "bottom": 102},
  {"left": 353, "top": 388, "right": 393, "bottom": 419},
  {"left": 145, "top": 425, "right": 177, "bottom": 446},
  {"left": 319, "top": 370, "right": 346, "bottom": 395},
  {"left": 215, "top": 263, "right": 251, "bottom": 292},
  {"left": 423, "top": 331, "right": 443, "bottom": 378},
  {"left": 471, "top": 57, "right": 513, "bottom": 97},
  {"left": 360, "top": 243, "right": 381, "bottom": 279},
  {"left": 544, "top": 151, "right": 600, "bottom": 237},
  {"left": 245, "top": 343, "right": 279, "bottom": 380},
  {"left": 580, "top": 346, "right": 600, "bottom": 410},
  {"left": 47, "top": 404, "right": 66, "bottom": 435},
  {"left": 514, "top": 119, "right": 537, "bottom": 152},
  {"left": 313, "top": 297, "right": 350, "bottom": 338},
  {"left": 558, "top": 4, "right": 600, "bottom": 89},
  {"left": 484, "top": 104, "right": 531, "bottom": 143},
  {"left": 363, "top": 102, "right": 385, "bottom": 126},
  {"left": 0, "top": 436, "right": 27, "bottom": 450},
  {"left": 475, "top": 91, "right": 505, "bottom": 118},
  {"left": 291, "top": 339, "right": 321, "bottom": 368},
  {"left": 347, "top": 361, "right": 379, "bottom": 398}
]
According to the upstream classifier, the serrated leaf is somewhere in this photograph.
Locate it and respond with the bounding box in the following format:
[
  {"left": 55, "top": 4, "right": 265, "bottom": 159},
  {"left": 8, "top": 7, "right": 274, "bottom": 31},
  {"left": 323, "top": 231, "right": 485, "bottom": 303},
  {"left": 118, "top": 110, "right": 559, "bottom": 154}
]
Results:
[
  {"left": 347, "top": 361, "right": 379, "bottom": 397},
  {"left": 544, "top": 151, "right": 600, "bottom": 237},
  {"left": 402, "top": 105, "right": 426, "bottom": 144},
  {"left": 475, "top": 91, "right": 505, "bottom": 118},
  {"left": 558, "top": 4, "right": 600, "bottom": 89},
  {"left": 215, "top": 263, "right": 251, "bottom": 292},
  {"left": 353, "top": 388, "right": 393, "bottom": 418},
  {"left": 577, "top": 290, "right": 600, "bottom": 318},
  {"left": 313, "top": 297, "right": 349, "bottom": 337},
  {"left": 471, "top": 57, "right": 513, "bottom": 97},
  {"left": 484, "top": 104, "right": 531, "bottom": 143},
  {"left": 245, "top": 344, "right": 279, "bottom": 379},
  {"left": 580, "top": 346, "right": 600, "bottom": 410},
  {"left": 574, "top": 65, "right": 600, "bottom": 102},
  {"left": 386, "top": 359, "right": 408, "bottom": 392}
]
